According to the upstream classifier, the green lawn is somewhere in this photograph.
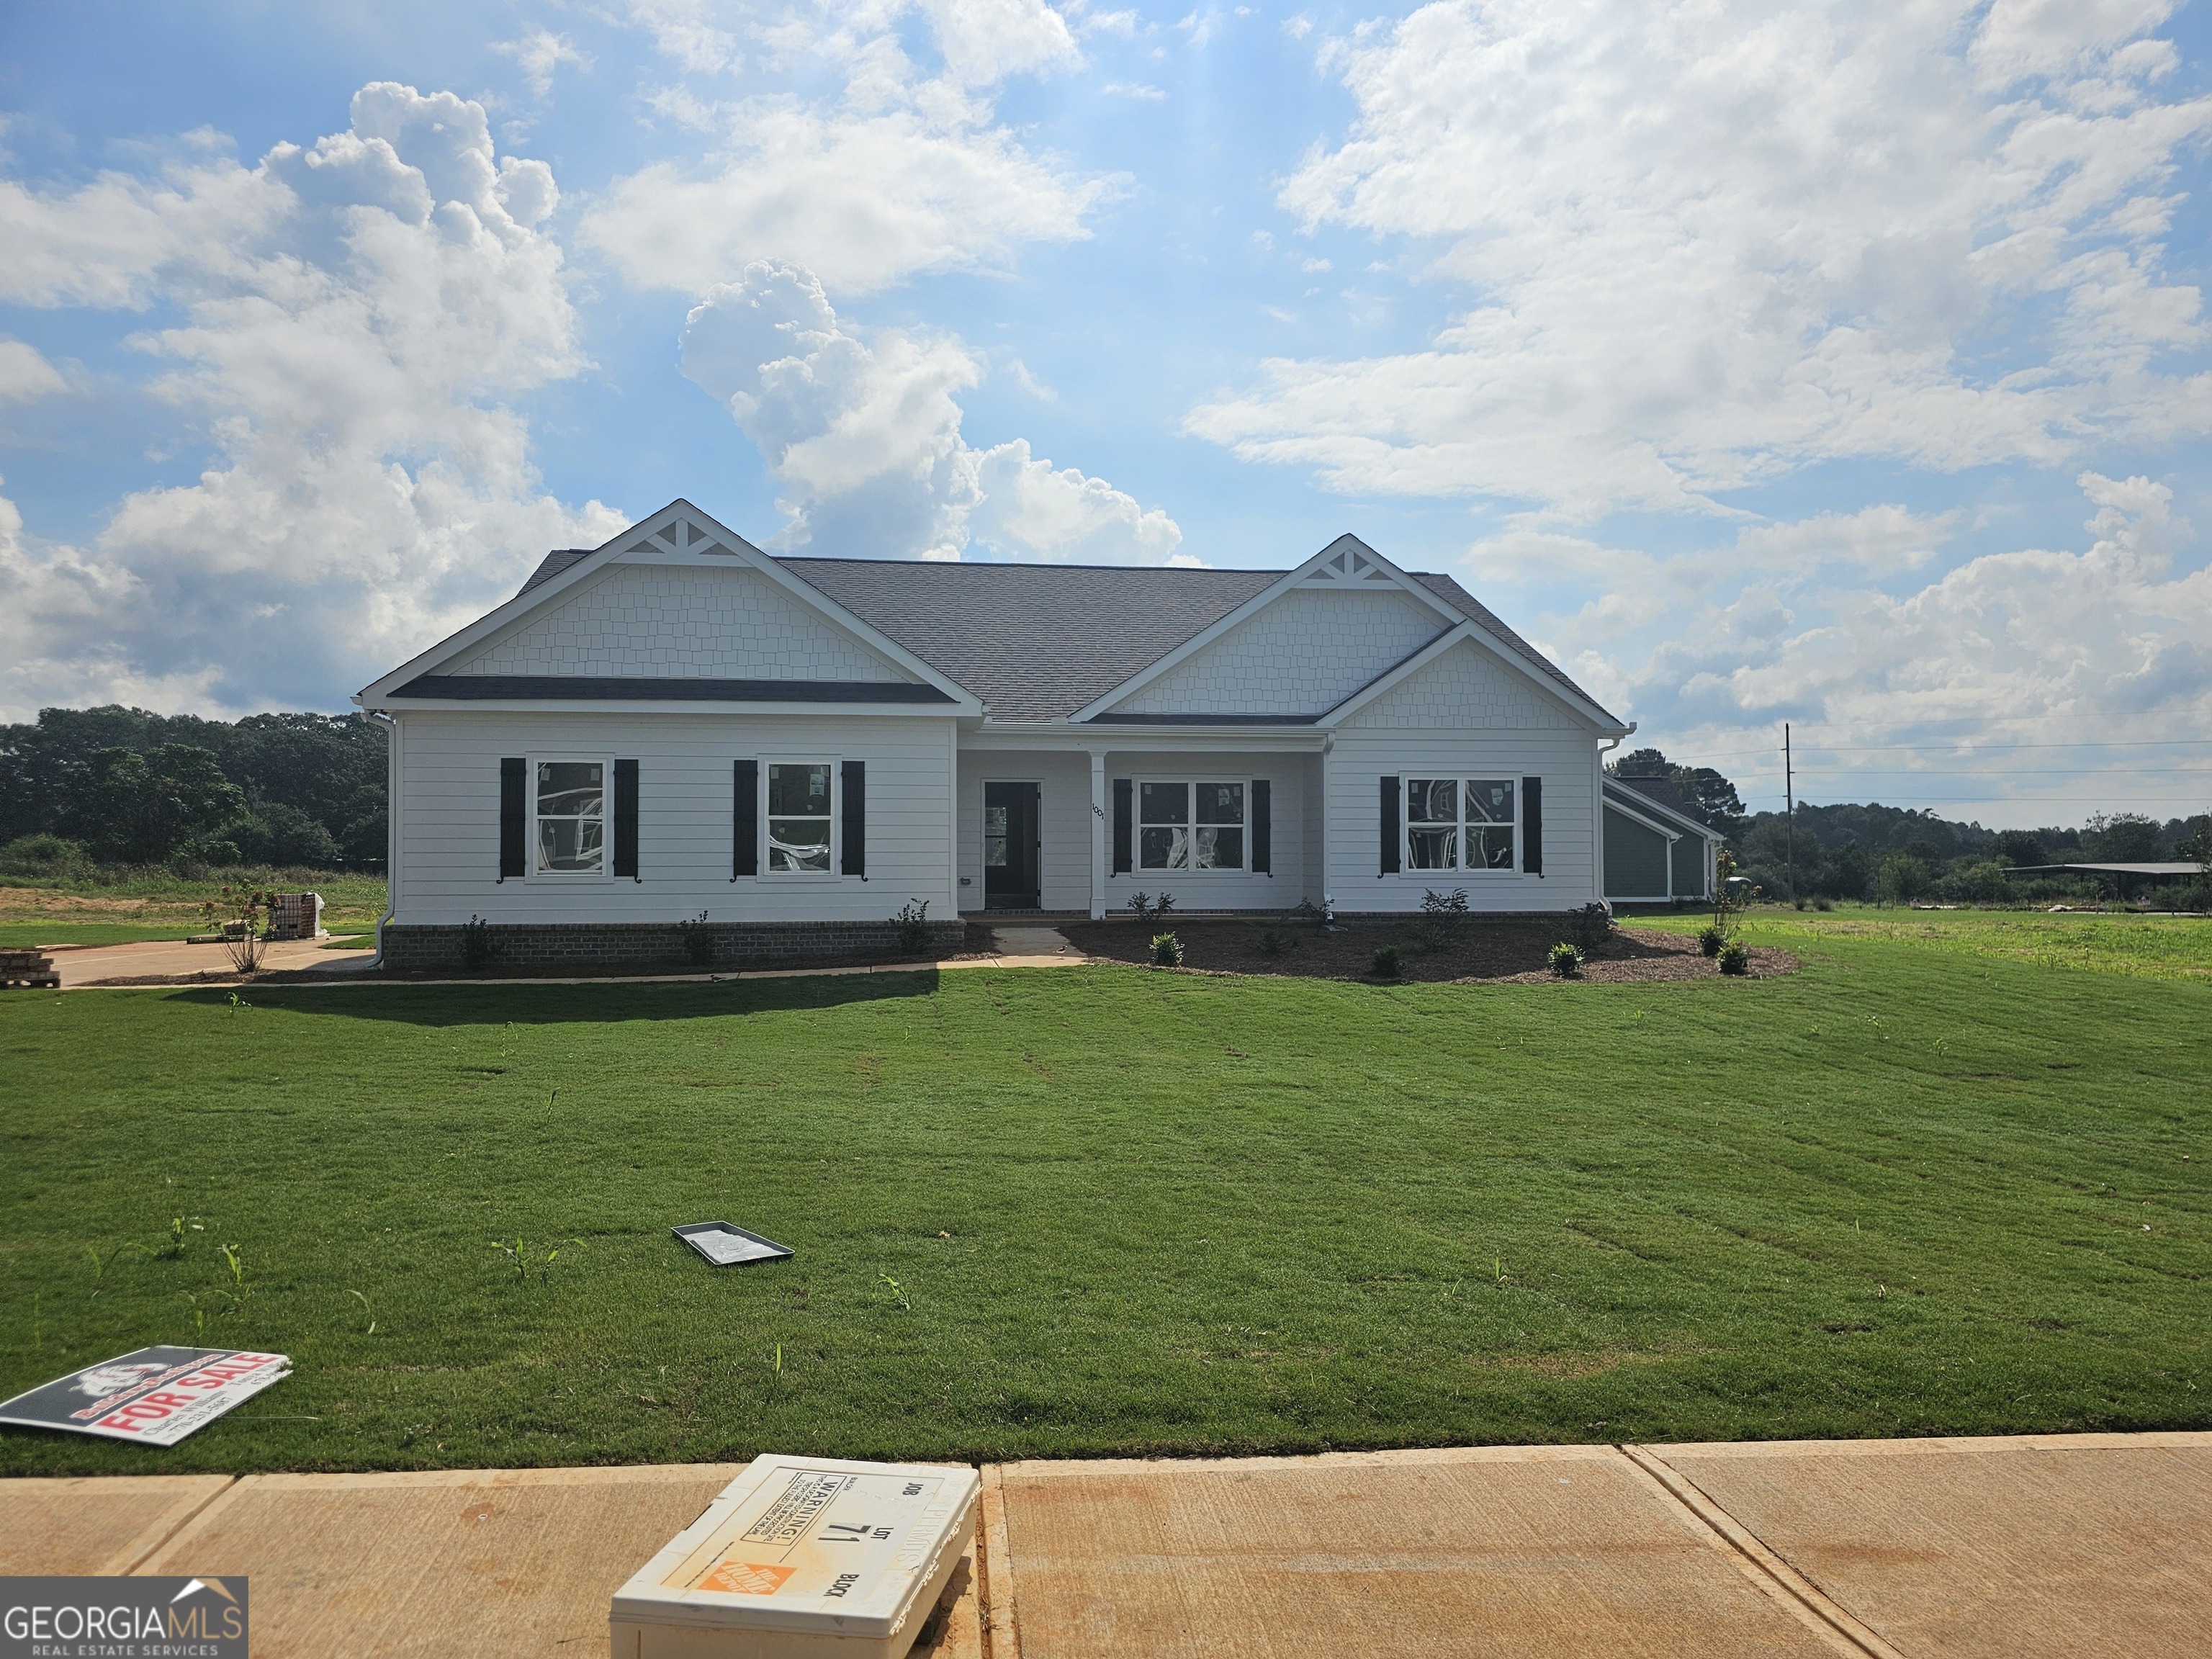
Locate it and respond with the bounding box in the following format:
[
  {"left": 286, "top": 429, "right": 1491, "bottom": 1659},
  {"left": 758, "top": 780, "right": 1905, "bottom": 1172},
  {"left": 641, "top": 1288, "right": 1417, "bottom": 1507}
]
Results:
[
  {"left": 1638, "top": 904, "right": 2212, "bottom": 983},
  {"left": 0, "top": 918, "right": 2205, "bottom": 1476},
  {"left": 0, "top": 876, "right": 389, "bottom": 951},
  {"left": 0, "top": 921, "right": 197, "bottom": 948}
]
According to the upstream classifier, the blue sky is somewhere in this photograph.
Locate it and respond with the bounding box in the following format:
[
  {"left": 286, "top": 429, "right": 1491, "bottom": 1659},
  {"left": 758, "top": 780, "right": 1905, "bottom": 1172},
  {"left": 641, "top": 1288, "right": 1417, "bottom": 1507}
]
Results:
[{"left": 2, "top": 0, "right": 2210, "bottom": 825}]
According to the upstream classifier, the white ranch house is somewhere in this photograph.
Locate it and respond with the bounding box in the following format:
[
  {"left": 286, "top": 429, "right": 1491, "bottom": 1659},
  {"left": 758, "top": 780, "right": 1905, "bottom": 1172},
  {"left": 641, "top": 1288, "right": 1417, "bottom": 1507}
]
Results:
[{"left": 357, "top": 501, "right": 1718, "bottom": 968}]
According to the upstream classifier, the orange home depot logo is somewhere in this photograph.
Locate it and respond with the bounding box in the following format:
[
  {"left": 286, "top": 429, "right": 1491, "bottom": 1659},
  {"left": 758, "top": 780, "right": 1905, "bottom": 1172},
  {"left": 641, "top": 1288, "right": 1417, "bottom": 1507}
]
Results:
[{"left": 698, "top": 1561, "right": 796, "bottom": 1596}]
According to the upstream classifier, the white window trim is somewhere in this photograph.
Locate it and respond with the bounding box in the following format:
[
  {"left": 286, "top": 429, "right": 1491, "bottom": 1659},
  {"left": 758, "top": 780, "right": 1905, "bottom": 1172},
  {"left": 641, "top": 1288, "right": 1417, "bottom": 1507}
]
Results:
[
  {"left": 759, "top": 754, "right": 842, "bottom": 881},
  {"left": 529, "top": 752, "right": 615, "bottom": 881},
  {"left": 1136, "top": 776, "right": 1253, "bottom": 875},
  {"left": 1403, "top": 775, "right": 1521, "bottom": 877}
]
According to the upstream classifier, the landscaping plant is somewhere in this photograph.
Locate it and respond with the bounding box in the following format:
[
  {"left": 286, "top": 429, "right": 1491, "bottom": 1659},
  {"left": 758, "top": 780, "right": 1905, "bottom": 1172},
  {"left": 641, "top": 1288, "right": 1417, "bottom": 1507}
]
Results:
[
  {"left": 1412, "top": 888, "right": 1470, "bottom": 952},
  {"left": 1129, "top": 892, "right": 1177, "bottom": 925},
  {"left": 1548, "top": 940, "right": 1582, "bottom": 977},
  {"left": 199, "top": 884, "right": 270, "bottom": 973},
  {"left": 891, "top": 899, "right": 932, "bottom": 954},
  {"left": 1150, "top": 931, "right": 1183, "bottom": 966},
  {"left": 676, "top": 909, "right": 716, "bottom": 966},
  {"left": 1717, "top": 940, "right": 1750, "bottom": 976},
  {"left": 1370, "top": 943, "right": 1402, "bottom": 978}
]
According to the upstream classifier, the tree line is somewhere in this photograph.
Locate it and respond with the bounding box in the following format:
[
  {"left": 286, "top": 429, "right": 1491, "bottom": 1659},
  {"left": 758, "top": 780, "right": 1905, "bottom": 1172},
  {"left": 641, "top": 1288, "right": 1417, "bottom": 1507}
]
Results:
[
  {"left": 1608, "top": 747, "right": 2211, "bottom": 904},
  {"left": 0, "top": 705, "right": 386, "bottom": 869}
]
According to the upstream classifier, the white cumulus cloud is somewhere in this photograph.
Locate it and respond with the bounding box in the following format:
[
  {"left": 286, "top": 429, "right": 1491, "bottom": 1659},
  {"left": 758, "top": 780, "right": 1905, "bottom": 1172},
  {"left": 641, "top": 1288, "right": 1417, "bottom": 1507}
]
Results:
[
  {"left": 679, "top": 260, "right": 1179, "bottom": 562},
  {"left": 0, "top": 340, "right": 66, "bottom": 402},
  {"left": 585, "top": 0, "right": 1107, "bottom": 296},
  {"left": 1188, "top": 0, "right": 2212, "bottom": 518},
  {"left": 0, "top": 83, "right": 623, "bottom": 719}
]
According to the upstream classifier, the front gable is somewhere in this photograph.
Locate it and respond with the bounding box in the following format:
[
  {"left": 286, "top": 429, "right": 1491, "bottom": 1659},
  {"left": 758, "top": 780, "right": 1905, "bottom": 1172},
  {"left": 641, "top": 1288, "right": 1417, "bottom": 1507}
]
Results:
[
  {"left": 1077, "top": 534, "right": 1462, "bottom": 723},
  {"left": 359, "top": 500, "right": 978, "bottom": 711},
  {"left": 450, "top": 565, "right": 903, "bottom": 682}
]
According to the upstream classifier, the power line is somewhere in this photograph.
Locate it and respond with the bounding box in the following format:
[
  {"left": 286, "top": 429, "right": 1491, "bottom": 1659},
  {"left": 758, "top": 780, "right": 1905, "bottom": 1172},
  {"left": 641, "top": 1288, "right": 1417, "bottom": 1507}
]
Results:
[{"left": 1686, "top": 737, "right": 2212, "bottom": 760}]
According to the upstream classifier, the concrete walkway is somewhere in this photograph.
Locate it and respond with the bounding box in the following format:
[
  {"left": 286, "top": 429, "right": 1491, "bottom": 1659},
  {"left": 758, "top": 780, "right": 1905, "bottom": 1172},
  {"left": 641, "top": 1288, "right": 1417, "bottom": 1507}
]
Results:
[
  {"left": 45, "top": 925, "right": 1084, "bottom": 990},
  {"left": 4, "top": 1432, "right": 2206, "bottom": 1657},
  {"left": 48, "top": 935, "right": 376, "bottom": 986}
]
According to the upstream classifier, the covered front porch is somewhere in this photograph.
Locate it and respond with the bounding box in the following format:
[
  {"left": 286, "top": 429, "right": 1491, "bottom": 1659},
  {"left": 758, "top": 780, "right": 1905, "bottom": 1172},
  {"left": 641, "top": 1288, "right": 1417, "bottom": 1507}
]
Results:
[{"left": 955, "top": 738, "right": 1324, "bottom": 920}]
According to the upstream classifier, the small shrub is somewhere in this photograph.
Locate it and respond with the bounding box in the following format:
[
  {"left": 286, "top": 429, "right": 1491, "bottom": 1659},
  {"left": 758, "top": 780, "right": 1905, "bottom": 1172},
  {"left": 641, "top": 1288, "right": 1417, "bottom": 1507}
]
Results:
[
  {"left": 1813, "top": 896, "right": 1833, "bottom": 912},
  {"left": 1573, "top": 902, "right": 1613, "bottom": 950},
  {"left": 1697, "top": 922, "right": 1726, "bottom": 958},
  {"left": 676, "top": 909, "right": 716, "bottom": 965},
  {"left": 1129, "top": 891, "right": 1177, "bottom": 925},
  {"left": 1548, "top": 940, "right": 1582, "bottom": 977},
  {"left": 462, "top": 914, "right": 493, "bottom": 969},
  {"left": 1717, "top": 940, "right": 1750, "bottom": 976},
  {"left": 0, "top": 833, "right": 86, "bottom": 876},
  {"left": 200, "top": 885, "right": 270, "bottom": 973},
  {"left": 1285, "top": 897, "right": 1327, "bottom": 930},
  {"left": 1412, "top": 887, "right": 1470, "bottom": 951},
  {"left": 892, "top": 898, "right": 932, "bottom": 953},
  {"left": 1370, "top": 943, "right": 1402, "bottom": 978},
  {"left": 1150, "top": 931, "right": 1183, "bottom": 967},
  {"left": 1256, "top": 928, "right": 1298, "bottom": 956}
]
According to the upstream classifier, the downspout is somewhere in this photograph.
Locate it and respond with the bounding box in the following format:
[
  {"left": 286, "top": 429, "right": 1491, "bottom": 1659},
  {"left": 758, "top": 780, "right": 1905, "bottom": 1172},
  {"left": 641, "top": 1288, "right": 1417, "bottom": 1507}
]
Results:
[
  {"left": 1596, "top": 722, "right": 1635, "bottom": 910},
  {"left": 365, "top": 709, "right": 397, "bottom": 967}
]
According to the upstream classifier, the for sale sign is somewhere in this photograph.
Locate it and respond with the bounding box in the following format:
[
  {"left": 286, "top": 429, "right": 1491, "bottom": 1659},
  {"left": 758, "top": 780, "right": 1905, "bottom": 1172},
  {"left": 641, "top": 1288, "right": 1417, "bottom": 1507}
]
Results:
[{"left": 0, "top": 1346, "right": 290, "bottom": 1446}]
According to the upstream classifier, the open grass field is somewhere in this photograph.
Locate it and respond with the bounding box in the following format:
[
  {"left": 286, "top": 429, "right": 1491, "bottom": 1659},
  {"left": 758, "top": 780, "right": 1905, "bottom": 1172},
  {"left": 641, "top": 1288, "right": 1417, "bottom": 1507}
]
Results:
[
  {"left": 0, "top": 875, "right": 387, "bottom": 950},
  {"left": 1637, "top": 903, "right": 2212, "bottom": 983},
  {"left": 0, "top": 912, "right": 2205, "bottom": 1476}
]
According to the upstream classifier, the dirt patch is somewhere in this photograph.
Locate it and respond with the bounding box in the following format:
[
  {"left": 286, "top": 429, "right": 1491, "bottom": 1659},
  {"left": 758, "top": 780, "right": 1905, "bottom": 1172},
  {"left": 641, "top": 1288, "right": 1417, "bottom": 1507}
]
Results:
[{"left": 1061, "top": 919, "right": 1796, "bottom": 984}]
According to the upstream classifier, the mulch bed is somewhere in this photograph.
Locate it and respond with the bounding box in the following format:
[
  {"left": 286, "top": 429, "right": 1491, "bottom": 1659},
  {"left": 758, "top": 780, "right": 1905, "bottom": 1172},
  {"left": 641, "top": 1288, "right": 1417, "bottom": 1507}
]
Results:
[{"left": 1061, "top": 919, "right": 1796, "bottom": 984}]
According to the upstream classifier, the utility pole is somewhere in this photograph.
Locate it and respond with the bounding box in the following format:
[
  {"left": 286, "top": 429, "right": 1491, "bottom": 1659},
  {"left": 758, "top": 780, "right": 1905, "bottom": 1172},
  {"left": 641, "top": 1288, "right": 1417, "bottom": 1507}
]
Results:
[{"left": 1784, "top": 722, "right": 1795, "bottom": 904}]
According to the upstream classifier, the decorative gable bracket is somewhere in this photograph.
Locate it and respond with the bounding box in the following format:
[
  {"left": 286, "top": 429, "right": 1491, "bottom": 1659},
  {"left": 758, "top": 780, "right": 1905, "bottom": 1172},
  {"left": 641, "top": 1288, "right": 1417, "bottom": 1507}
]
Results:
[{"left": 1297, "top": 544, "right": 1402, "bottom": 585}]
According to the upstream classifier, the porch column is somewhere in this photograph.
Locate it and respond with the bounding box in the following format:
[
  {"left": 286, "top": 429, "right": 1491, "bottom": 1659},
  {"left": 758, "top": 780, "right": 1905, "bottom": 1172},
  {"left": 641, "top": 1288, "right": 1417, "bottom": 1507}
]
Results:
[{"left": 1089, "top": 749, "right": 1107, "bottom": 920}]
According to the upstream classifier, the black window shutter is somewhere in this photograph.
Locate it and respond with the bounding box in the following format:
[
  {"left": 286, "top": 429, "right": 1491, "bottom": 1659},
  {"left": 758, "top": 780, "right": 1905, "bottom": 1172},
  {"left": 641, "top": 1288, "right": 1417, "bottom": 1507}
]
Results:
[
  {"left": 733, "top": 759, "right": 757, "bottom": 877},
  {"left": 613, "top": 759, "right": 639, "bottom": 878},
  {"left": 499, "top": 757, "right": 526, "bottom": 878},
  {"left": 1251, "top": 780, "right": 1272, "bottom": 874},
  {"left": 1522, "top": 775, "right": 1543, "bottom": 875},
  {"left": 1380, "top": 775, "right": 1401, "bottom": 874},
  {"left": 1112, "top": 778, "right": 1133, "bottom": 875},
  {"left": 841, "top": 760, "right": 866, "bottom": 876}
]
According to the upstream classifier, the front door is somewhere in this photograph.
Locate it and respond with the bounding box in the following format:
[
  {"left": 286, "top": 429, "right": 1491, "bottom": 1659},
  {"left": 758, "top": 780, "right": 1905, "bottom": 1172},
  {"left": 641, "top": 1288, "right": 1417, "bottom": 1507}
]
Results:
[{"left": 984, "top": 782, "right": 1040, "bottom": 909}]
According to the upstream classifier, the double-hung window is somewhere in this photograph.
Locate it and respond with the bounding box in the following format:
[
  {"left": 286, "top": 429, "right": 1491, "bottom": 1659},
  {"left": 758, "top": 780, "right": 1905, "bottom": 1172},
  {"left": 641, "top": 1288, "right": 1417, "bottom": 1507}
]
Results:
[
  {"left": 1407, "top": 778, "right": 1514, "bottom": 871},
  {"left": 536, "top": 760, "right": 605, "bottom": 874},
  {"left": 767, "top": 763, "right": 833, "bottom": 873},
  {"left": 1139, "top": 780, "right": 1246, "bottom": 871}
]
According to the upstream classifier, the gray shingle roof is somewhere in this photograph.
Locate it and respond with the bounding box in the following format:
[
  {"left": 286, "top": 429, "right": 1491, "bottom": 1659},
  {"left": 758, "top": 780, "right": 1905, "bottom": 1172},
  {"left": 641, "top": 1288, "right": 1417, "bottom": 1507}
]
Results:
[
  {"left": 779, "top": 559, "right": 1277, "bottom": 722},
  {"left": 511, "top": 547, "right": 1614, "bottom": 724}
]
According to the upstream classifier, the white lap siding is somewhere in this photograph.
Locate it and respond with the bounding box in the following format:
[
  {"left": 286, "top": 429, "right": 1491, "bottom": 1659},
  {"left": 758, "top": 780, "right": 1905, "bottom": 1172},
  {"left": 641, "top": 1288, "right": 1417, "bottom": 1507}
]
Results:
[
  {"left": 392, "top": 711, "right": 956, "bottom": 925},
  {"left": 1325, "top": 641, "right": 1603, "bottom": 912},
  {"left": 1323, "top": 729, "right": 1599, "bottom": 912}
]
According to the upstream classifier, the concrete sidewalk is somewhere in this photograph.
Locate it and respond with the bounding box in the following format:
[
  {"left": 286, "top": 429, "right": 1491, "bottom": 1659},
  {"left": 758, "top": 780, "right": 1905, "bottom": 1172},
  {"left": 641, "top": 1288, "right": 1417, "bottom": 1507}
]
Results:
[
  {"left": 46, "top": 925, "right": 1082, "bottom": 989},
  {"left": 4, "top": 1432, "right": 2206, "bottom": 1656},
  {"left": 48, "top": 935, "right": 376, "bottom": 986}
]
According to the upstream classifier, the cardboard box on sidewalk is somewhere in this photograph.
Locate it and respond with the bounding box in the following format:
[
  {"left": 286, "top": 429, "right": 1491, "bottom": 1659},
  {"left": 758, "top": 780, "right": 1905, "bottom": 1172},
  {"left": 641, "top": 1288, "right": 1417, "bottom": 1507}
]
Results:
[{"left": 609, "top": 1455, "right": 978, "bottom": 1659}]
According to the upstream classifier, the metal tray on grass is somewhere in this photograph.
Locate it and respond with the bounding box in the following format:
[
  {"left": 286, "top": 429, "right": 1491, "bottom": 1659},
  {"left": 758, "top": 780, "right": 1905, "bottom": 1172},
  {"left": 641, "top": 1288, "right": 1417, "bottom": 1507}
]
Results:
[{"left": 673, "top": 1222, "right": 793, "bottom": 1267}]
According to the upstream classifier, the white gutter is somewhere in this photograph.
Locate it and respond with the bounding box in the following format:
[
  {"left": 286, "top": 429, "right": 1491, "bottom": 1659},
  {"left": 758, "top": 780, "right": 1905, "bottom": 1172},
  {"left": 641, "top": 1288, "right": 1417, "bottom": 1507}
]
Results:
[{"left": 364, "top": 709, "right": 397, "bottom": 967}]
